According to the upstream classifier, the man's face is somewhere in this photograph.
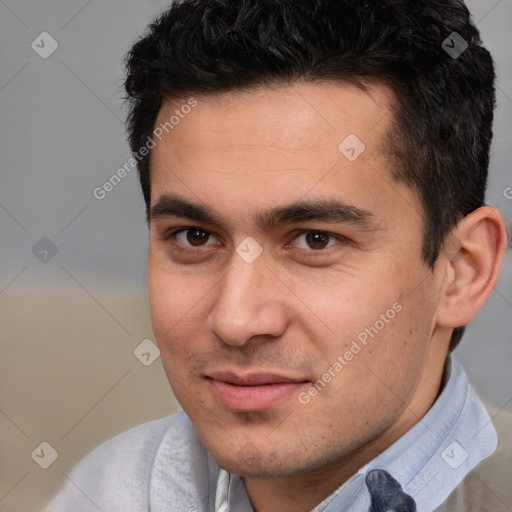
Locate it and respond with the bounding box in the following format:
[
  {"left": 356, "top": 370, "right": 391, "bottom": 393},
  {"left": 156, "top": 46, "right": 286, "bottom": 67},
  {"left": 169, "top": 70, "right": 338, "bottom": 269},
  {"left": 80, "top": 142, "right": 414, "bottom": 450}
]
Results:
[{"left": 147, "top": 82, "right": 447, "bottom": 477}]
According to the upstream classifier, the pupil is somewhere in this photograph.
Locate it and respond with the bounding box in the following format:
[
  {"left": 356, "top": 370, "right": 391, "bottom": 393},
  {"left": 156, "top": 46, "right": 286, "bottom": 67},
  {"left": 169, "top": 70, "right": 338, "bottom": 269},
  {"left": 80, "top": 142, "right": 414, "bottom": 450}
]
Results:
[
  {"left": 306, "top": 232, "right": 328, "bottom": 249},
  {"left": 187, "top": 230, "right": 208, "bottom": 246}
]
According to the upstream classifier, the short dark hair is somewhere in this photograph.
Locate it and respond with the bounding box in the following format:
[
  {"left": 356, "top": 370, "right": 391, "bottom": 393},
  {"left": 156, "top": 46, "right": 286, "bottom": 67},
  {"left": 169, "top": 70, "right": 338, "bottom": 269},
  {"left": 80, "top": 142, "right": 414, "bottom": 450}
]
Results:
[{"left": 124, "top": 0, "right": 496, "bottom": 350}]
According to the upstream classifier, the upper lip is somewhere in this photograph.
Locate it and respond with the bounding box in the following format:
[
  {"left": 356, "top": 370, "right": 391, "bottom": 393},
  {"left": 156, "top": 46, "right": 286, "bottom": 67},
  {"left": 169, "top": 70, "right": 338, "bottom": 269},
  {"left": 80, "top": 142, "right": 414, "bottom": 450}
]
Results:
[{"left": 207, "top": 371, "right": 307, "bottom": 386}]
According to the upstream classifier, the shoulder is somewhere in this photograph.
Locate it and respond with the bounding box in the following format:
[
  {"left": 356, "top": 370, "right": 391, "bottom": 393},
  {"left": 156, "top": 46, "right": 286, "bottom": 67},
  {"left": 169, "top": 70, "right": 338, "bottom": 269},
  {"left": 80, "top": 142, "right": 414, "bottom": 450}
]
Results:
[
  {"left": 44, "top": 413, "right": 196, "bottom": 512},
  {"left": 435, "top": 407, "right": 512, "bottom": 512}
]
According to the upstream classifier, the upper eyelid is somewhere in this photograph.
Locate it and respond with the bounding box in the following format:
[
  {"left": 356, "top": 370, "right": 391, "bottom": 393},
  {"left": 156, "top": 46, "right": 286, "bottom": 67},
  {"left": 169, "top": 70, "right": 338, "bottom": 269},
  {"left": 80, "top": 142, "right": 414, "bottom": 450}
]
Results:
[
  {"left": 163, "top": 226, "right": 220, "bottom": 242},
  {"left": 292, "top": 229, "right": 346, "bottom": 239},
  {"left": 164, "top": 226, "right": 342, "bottom": 237},
  {"left": 164, "top": 226, "right": 346, "bottom": 247},
  {"left": 290, "top": 229, "right": 349, "bottom": 245}
]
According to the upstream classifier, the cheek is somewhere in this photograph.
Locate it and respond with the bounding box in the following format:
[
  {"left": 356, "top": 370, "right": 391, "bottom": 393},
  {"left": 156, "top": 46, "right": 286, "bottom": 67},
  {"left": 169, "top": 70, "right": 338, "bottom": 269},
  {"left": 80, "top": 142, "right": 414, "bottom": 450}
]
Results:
[
  {"left": 146, "top": 252, "right": 206, "bottom": 354},
  {"left": 146, "top": 265, "right": 208, "bottom": 406},
  {"left": 333, "top": 289, "right": 434, "bottom": 404},
  {"left": 315, "top": 266, "right": 435, "bottom": 386},
  {"left": 307, "top": 277, "right": 399, "bottom": 351}
]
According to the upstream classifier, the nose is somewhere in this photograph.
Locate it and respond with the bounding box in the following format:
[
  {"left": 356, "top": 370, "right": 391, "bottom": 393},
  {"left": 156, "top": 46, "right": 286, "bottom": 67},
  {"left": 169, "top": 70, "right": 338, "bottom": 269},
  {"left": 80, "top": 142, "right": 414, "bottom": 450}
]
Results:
[{"left": 208, "top": 252, "right": 289, "bottom": 346}]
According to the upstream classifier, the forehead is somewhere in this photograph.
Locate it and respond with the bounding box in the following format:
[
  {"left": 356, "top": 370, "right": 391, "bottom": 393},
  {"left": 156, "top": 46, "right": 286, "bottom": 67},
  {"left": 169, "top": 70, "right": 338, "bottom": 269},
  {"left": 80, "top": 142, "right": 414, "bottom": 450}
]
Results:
[
  {"left": 149, "top": 82, "right": 419, "bottom": 229},
  {"left": 153, "top": 81, "right": 394, "bottom": 162}
]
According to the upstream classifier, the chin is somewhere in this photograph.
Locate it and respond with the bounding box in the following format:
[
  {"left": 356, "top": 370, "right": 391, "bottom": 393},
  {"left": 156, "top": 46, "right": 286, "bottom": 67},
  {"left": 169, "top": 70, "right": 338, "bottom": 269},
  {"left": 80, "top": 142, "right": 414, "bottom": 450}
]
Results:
[
  {"left": 204, "top": 436, "right": 333, "bottom": 479},
  {"left": 217, "top": 457, "right": 295, "bottom": 479}
]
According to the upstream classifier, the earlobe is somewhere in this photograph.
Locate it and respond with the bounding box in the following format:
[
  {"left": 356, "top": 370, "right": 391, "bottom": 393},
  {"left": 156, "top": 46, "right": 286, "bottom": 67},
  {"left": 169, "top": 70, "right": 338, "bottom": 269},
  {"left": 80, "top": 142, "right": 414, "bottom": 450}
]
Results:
[{"left": 436, "top": 206, "right": 508, "bottom": 329}]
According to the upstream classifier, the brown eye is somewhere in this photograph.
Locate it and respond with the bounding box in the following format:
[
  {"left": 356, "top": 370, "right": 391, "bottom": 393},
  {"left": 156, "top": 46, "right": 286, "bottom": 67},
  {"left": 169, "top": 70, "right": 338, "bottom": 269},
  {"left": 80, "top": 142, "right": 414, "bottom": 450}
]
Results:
[
  {"left": 169, "top": 228, "right": 219, "bottom": 248},
  {"left": 305, "top": 231, "right": 330, "bottom": 249},
  {"left": 289, "top": 231, "right": 342, "bottom": 252},
  {"left": 186, "top": 229, "right": 210, "bottom": 246}
]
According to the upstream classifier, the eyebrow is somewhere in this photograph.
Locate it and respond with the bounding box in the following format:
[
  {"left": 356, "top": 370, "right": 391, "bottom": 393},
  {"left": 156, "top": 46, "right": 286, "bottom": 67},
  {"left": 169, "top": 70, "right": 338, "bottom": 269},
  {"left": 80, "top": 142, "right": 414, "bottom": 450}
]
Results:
[{"left": 149, "top": 194, "right": 380, "bottom": 231}]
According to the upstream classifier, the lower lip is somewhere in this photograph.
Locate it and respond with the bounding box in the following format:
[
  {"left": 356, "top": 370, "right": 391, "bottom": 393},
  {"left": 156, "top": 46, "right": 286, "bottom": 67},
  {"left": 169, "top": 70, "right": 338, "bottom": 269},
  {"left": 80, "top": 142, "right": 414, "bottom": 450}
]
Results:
[{"left": 209, "top": 379, "right": 307, "bottom": 412}]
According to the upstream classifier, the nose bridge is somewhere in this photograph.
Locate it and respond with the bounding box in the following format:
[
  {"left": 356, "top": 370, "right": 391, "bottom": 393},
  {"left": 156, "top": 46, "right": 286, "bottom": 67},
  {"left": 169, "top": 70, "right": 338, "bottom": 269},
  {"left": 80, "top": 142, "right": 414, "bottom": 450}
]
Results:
[{"left": 208, "top": 252, "right": 287, "bottom": 345}]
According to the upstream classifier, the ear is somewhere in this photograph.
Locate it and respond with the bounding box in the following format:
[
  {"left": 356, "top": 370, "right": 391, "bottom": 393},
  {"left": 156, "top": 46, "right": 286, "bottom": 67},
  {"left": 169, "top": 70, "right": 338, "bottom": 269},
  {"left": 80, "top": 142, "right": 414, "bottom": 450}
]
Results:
[{"left": 435, "top": 206, "right": 508, "bottom": 330}]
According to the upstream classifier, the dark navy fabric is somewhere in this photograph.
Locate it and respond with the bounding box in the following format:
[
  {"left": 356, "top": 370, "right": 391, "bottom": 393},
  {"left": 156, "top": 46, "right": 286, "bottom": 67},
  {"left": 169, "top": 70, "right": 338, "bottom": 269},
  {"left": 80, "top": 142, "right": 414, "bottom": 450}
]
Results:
[{"left": 366, "top": 470, "right": 416, "bottom": 512}]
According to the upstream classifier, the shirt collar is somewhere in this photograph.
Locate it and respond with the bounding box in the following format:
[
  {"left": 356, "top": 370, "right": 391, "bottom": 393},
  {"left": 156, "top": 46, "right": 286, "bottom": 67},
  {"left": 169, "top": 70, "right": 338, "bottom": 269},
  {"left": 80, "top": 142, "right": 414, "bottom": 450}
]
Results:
[{"left": 215, "top": 356, "right": 497, "bottom": 512}]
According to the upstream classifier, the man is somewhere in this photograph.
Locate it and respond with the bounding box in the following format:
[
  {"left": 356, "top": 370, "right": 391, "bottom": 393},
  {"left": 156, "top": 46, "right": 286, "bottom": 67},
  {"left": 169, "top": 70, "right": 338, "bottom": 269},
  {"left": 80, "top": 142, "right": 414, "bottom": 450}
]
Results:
[{"left": 45, "top": 0, "right": 511, "bottom": 511}]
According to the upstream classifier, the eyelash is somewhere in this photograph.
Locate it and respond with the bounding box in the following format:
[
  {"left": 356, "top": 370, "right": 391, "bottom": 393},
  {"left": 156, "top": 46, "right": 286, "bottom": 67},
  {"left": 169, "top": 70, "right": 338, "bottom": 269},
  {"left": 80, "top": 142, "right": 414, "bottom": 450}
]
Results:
[
  {"left": 161, "top": 226, "right": 347, "bottom": 254},
  {"left": 162, "top": 227, "right": 211, "bottom": 241}
]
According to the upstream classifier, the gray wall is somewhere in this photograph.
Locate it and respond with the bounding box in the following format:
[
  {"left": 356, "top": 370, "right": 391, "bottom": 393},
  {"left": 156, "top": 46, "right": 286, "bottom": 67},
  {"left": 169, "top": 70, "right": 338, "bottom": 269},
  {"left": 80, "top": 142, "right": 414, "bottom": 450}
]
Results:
[{"left": 1, "top": 1, "right": 511, "bottom": 510}]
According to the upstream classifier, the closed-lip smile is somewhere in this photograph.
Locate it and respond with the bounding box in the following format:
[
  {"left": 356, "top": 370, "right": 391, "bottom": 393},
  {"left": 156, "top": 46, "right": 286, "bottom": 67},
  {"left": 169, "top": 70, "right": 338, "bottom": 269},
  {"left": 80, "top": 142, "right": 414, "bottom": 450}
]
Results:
[{"left": 206, "top": 370, "right": 309, "bottom": 411}]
